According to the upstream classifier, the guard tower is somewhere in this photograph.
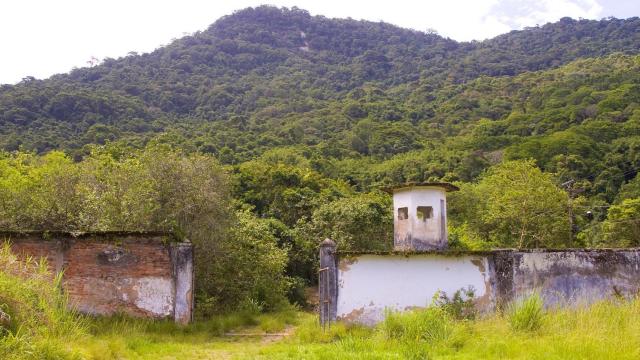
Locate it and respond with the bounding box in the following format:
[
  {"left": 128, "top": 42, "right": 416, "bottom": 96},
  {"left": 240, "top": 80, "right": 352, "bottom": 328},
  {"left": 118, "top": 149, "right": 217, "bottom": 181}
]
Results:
[{"left": 386, "top": 182, "right": 459, "bottom": 251}]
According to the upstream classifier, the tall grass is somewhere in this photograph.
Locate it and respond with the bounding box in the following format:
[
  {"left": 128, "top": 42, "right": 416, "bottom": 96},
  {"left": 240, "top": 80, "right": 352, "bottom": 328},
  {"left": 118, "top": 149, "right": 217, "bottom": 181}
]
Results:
[
  {"left": 256, "top": 297, "right": 640, "bottom": 359},
  {"left": 0, "top": 243, "right": 87, "bottom": 359},
  {"left": 507, "top": 293, "right": 545, "bottom": 332},
  {"left": 381, "top": 306, "right": 455, "bottom": 344}
]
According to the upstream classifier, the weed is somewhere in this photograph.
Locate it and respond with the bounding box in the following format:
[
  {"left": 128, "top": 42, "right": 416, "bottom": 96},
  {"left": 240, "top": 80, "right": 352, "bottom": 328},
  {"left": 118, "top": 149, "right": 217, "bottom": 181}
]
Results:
[
  {"left": 508, "top": 292, "right": 545, "bottom": 332},
  {"left": 433, "top": 286, "right": 477, "bottom": 320}
]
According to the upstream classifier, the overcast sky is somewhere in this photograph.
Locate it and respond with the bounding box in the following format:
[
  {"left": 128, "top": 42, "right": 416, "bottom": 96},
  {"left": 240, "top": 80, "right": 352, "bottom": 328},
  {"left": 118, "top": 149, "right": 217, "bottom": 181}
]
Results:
[{"left": 1, "top": 0, "right": 638, "bottom": 85}]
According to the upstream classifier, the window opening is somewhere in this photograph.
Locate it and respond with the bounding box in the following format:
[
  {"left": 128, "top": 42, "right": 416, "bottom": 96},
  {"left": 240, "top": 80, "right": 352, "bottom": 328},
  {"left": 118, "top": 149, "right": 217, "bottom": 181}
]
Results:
[
  {"left": 398, "top": 207, "right": 408, "bottom": 220},
  {"left": 417, "top": 206, "right": 433, "bottom": 221}
]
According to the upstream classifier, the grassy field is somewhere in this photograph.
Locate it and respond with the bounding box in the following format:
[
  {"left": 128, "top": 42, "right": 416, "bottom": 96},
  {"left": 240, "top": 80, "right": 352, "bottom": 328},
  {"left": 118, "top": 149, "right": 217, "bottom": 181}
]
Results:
[
  {"left": 3, "top": 299, "right": 640, "bottom": 359},
  {"left": 66, "top": 298, "right": 640, "bottom": 359}
]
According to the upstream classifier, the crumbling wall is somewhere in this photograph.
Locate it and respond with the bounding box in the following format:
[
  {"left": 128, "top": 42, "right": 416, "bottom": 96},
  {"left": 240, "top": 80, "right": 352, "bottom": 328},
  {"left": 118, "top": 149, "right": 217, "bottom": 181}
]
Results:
[
  {"left": 510, "top": 249, "right": 640, "bottom": 307},
  {"left": 5, "top": 231, "right": 194, "bottom": 323},
  {"left": 327, "top": 248, "right": 640, "bottom": 325}
]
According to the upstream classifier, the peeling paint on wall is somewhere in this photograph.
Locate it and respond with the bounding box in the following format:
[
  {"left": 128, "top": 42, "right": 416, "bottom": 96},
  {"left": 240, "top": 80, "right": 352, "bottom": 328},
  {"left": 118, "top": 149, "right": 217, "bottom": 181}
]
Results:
[
  {"left": 8, "top": 232, "right": 194, "bottom": 323},
  {"left": 336, "top": 254, "right": 492, "bottom": 325},
  {"left": 133, "top": 277, "right": 174, "bottom": 316},
  {"left": 512, "top": 250, "right": 640, "bottom": 307},
  {"left": 332, "top": 249, "right": 640, "bottom": 325}
]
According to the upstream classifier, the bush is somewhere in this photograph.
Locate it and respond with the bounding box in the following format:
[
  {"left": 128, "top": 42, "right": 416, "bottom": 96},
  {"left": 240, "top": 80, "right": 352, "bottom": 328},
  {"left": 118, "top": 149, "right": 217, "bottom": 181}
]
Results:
[
  {"left": 508, "top": 293, "right": 545, "bottom": 332},
  {"left": 0, "top": 146, "right": 293, "bottom": 314},
  {"left": 197, "top": 210, "right": 290, "bottom": 316},
  {"left": 433, "top": 286, "right": 477, "bottom": 320}
]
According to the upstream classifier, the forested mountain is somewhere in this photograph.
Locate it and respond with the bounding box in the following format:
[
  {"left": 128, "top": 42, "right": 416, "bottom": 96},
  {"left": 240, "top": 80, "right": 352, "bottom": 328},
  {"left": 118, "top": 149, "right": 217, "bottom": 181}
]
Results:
[{"left": 1, "top": 6, "right": 639, "bottom": 158}]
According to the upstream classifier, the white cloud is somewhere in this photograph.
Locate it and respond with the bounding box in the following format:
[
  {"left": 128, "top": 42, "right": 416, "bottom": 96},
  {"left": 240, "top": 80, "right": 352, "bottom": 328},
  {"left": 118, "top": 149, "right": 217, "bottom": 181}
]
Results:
[{"left": 490, "top": 0, "right": 604, "bottom": 29}]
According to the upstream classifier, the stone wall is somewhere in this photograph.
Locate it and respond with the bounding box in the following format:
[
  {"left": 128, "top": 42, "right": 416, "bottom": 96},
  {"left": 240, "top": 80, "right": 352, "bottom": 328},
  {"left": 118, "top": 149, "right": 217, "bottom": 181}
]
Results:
[
  {"left": 5, "top": 231, "right": 193, "bottom": 324},
  {"left": 319, "top": 241, "right": 640, "bottom": 325}
]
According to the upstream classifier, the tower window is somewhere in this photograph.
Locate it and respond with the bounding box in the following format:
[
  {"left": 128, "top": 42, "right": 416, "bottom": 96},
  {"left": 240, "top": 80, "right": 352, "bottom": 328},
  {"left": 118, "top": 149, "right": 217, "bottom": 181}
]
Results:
[
  {"left": 417, "top": 206, "right": 433, "bottom": 221},
  {"left": 398, "top": 207, "right": 408, "bottom": 220}
]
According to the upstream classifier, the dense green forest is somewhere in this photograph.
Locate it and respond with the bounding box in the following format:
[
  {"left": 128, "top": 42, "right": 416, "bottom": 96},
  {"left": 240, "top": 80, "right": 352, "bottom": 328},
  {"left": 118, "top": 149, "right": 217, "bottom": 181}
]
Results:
[{"left": 1, "top": 6, "right": 640, "bottom": 311}]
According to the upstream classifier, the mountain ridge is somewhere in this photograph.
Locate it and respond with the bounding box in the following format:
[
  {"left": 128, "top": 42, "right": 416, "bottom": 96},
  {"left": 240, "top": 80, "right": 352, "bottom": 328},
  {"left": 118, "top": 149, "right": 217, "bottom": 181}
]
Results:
[{"left": 0, "top": 5, "right": 639, "bottom": 160}]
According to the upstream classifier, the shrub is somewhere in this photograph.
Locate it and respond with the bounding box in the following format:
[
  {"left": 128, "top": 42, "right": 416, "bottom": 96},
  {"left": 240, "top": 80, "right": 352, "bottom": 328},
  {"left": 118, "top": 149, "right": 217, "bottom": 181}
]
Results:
[
  {"left": 0, "top": 146, "right": 293, "bottom": 314},
  {"left": 197, "top": 210, "right": 290, "bottom": 316},
  {"left": 508, "top": 293, "right": 545, "bottom": 332},
  {"left": 433, "top": 286, "right": 477, "bottom": 320}
]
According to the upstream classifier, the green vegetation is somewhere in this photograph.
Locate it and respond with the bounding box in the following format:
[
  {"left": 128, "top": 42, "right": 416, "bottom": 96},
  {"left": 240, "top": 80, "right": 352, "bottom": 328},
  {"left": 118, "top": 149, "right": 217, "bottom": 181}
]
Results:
[
  {"left": 507, "top": 293, "right": 545, "bottom": 332},
  {"left": 1, "top": 7, "right": 639, "bottom": 157},
  {"left": 0, "top": 244, "right": 86, "bottom": 359},
  {"left": 450, "top": 160, "right": 570, "bottom": 249},
  {"left": 0, "top": 145, "right": 290, "bottom": 313},
  {"left": 254, "top": 296, "right": 640, "bottom": 359}
]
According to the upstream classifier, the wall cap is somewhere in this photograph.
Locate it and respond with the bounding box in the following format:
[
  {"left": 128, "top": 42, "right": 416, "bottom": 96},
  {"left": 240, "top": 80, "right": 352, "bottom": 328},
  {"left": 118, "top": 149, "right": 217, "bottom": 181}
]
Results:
[
  {"left": 320, "top": 238, "right": 337, "bottom": 247},
  {"left": 337, "top": 247, "right": 640, "bottom": 256},
  {"left": 382, "top": 182, "right": 460, "bottom": 193}
]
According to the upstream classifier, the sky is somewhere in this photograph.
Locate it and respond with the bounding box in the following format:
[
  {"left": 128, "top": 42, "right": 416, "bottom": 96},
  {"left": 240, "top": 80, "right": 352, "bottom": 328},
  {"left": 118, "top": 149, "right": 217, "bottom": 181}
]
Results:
[{"left": 1, "top": 0, "right": 638, "bottom": 85}]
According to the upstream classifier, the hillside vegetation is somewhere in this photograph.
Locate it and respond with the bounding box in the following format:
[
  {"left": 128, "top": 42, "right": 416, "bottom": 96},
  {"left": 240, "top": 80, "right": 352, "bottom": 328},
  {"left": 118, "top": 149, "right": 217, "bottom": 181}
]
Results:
[
  {"left": 1, "top": 7, "right": 638, "bottom": 158},
  {"left": 1, "top": 6, "right": 640, "bottom": 312}
]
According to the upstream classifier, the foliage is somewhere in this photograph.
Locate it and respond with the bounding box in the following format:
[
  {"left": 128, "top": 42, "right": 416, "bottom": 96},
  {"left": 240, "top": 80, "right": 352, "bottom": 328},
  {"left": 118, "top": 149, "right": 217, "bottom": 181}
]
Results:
[
  {"left": 1, "top": 6, "right": 640, "bottom": 316},
  {"left": 432, "top": 286, "right": 477, "bottom": 320},
  {"left": 0, "top": 7, "right": 639, "bottom": 163},
  {"left": 0, "top": 144, "right": 231, "bottom": 236},
  {"left": 0, "top": 145, "right": 294, "bottom": 312},
  {"left": 600, "top": 198, "right": 640, "bottom": 247},
  {"left": 451, "top": 160, "right": 571, "bottom": 248},
  {"left": 233, "top": 158, "right": 351, "bottom": 227},
  {"left": 294, "top": 192, "right": 392, "bottom": 252},
  {"left": 199, "top": 210, "right": 290, "bottom": 314}
]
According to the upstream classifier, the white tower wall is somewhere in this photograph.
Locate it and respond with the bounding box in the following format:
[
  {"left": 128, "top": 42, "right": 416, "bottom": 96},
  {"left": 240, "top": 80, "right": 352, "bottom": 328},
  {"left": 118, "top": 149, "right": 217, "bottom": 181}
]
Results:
[{"left": 393, "top": 186, "right": 449, "bottom": 251}]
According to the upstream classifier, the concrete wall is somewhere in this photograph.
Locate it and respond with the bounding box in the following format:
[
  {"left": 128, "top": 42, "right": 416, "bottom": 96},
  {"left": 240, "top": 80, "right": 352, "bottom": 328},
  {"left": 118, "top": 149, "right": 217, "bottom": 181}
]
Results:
[
  {"left": 336, "top": 254, "right": 492, "bottom": 325},
  {"left": 323, "top": 247, "right": 640, "bottom": 325},
  {"left": 510, "top": 250, "right": 640, "bottom": 307},
  {"left": 6, "top": 231, "right": 194, "bottom": 323}
]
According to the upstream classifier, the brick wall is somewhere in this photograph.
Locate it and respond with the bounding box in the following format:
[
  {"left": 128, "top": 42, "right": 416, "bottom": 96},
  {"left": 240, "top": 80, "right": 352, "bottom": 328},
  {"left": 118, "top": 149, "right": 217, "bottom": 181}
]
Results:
[{"left": 5, "top": 231, "right": 193, "bottom": 323}]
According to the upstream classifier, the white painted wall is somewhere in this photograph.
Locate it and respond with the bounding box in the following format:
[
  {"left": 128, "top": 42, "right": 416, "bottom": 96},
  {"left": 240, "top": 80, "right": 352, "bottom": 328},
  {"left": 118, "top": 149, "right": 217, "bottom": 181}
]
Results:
[
  {"left": 393, "top": 186, "right": 447, "bottom": 249},
  {"left": 336, "top": 254, "right": 492, "bottom": 325}
]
